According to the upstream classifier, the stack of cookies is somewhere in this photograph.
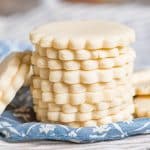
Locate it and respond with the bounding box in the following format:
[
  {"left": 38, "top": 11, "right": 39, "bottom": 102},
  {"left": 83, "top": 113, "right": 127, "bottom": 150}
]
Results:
[
  {"left": 133, "top": 70, "right": 150, "bottom": 118},
  {"left": 30, "top": 21, "right": 136, "bottom": 127}
]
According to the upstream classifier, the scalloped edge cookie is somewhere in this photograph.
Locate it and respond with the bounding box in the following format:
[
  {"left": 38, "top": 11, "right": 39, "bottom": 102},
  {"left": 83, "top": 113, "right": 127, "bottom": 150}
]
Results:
[
  {"left": 30, "top": 21, "right": 135, "bottom": 50},
  {"left": 34, "top": 104, "right": 134, "bottom": 127},
  {"left": 31, "top": 86, "right": 134, "bottom": 105},
  {"left": 133, "top": 69, "right": 150, "bottom": 95},
  {"left": 32, "top": 76, "right": 133, "bottom": 93},
  {"left": 0, "top": 52, "right": 32, "bottom": 114},
  {"left": 134, "top": 96, "right": 150, "bottom": 118},
  {"left": 31, "top": 49, "right": 135, "bottom": 70}
]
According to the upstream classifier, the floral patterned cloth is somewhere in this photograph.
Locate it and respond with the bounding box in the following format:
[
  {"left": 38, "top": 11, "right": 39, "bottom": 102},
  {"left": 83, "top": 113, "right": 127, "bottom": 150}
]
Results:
[{"left": 0, "top": 40, "right": 150, "bottom": 143}]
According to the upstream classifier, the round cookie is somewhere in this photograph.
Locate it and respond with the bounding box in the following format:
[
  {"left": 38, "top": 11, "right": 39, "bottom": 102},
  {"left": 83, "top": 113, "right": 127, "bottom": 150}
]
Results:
[
  {"left": 133, "top": 69, "right": 150, "bottom": 95},
  {"left": 67, "top": 114, "right": 133, "bottom": 128},
  {"left": 34, "top": 105, "right": 134, "bottom": 127},
  {"left": 32, "top": 49, "right": 135, "bottom": 70},
  {"left": 32, "top": 76, "right": 132, "bottom": 93},
  {"left": 36, "top": 63, "right": 133, "bottom": 84},
  {"left": 47, "top": 103, "right": 134, "bottom": 123},
  {"left": 0, "top": 52, "right": 32, "bottom": 114},
  {"left": 31, "top": 86, "right": 134, "bottom": 105},
  {"left": 30, "top": 21, "right": 135, "bottom": 50},
  {"left": 134, "top": 96, "right": 150, "bottom": 118}
]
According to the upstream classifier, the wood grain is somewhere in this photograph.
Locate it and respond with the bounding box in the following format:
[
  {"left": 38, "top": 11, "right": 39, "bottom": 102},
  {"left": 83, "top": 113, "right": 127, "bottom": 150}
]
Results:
[{"left": 0, "top": 134, "right": 150, "bottom": 150}]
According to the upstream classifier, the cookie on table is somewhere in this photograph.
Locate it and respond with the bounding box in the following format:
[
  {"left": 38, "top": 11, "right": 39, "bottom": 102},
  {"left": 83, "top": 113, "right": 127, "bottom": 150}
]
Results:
[
  {"left": 34, "top": 105, "right": 134, "bottom": 128},
  {"left": 135, "top": 81, "right": 150, "bottom": 96},
  {"left": 36, "top": 63, "right": 133, "bottom": 84},
  {"left": 32, "top": 49, "right": 135, "bottom": 70},
  {"left": 32, "top": 76, "right": 132, "bottom": 93},
  {"left": 30, "top": 21, "right": 135, "bottom": 49},
  {"left": 134, "top": 96, "right": 150, "bottom": 118},
  {"left": 45, "top": 47, "right": 130, "bottom": 59},
  {"left": 33, "top": 96, "right": 133, "bottom": 113},
  {"left": 133, "top": 69, "right": 150, "bottom": 95},
  {"left": 67, "top": 113, "right": 134, "bottom": 128},
  {"left": 31, "top": 86, "right": 134, "bottom": 105},
  {"left": 133, "top": 69, "right": 150, "bottom": 84}
]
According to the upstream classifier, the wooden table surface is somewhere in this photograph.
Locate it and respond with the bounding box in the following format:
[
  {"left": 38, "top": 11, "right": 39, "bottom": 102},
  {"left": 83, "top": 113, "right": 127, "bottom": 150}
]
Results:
[{"left": 1, "top": 134, "right": 150, "bottom": 150}]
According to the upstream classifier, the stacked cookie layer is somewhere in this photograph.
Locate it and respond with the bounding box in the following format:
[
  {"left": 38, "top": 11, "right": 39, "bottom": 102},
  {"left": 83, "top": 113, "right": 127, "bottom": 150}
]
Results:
[
  {"left": 0, "top": 52, "right": 32, "bottom": 114},
  {"left": 30, "top": 21, "right": 136, "bottom": 127},
  {"left": 133, "top": 70, "right": 150, "bottom": 118}
]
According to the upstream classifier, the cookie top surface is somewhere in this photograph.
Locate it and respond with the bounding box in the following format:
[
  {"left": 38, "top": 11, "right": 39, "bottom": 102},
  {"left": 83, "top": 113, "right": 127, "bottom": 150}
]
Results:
[{"left": 30, "top": 21, "right": 135, "bottom": 50}]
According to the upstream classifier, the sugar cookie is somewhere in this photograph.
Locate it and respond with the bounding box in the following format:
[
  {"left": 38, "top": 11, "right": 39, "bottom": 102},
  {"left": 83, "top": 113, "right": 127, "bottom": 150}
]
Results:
[
  {"left": 133, "top": 69, "right": 150, "bottom": 85},
  {"left": 47, "top": 104, "right": 134, "bottom": 123},
  {"left": 46, "top": 47, "right": 129, "bottom": 59},
  {"left": 133, "top": 70, "right": 150, "bottom": 95},
  {"left": 31, "top": 86, "right": 134, "bottom": 105},
  {"left": 67, "top": 114, "right": 133, "bottom": 128},
  {"left": 33, "top": 48, "right": 135, "bottom": 70},
  {"left": 34, "top": 108, "right": 133, "bottom": 127},
  {"left": 31, "top": 76, "right": 132, "bottom": 93},
  {"left": 47, "top": 98, "right": 133, "bottom": 113},
  {"left": 134, "top": 96, "right": 150, "bottom": 118},
  {"left": 30, "top": 21, "right": 135, "bottom": 49},
  {"left": 48, "top": 63, "right": 133, "bottom": 84},
  {"left": 0, "top": 52, "right": 32, "bottom": 114}
]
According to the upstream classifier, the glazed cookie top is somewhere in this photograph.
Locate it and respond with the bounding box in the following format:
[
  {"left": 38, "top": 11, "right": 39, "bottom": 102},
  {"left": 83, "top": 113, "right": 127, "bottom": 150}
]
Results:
[{"left": 30, "top": 21, "right": 135, "bottom": 50}]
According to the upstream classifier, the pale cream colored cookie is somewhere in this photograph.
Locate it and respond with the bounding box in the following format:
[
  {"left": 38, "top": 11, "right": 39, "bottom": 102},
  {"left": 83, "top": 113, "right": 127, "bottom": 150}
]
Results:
[
  {"left": 31, "top": 86, "right": 134, "bottom": 105},
  {"left": 32, "top": 76, "right": 132, "bottom": 93},
  {"left": 135, "top": 81, "right": 150, "bottom": 96},
  {"left": 32, "top": 49, "right": 135, "bottom": 70},
  {"left": 33, "top": 96, "right": 133, "bottom": 113},
  {"left": 0, "top": 52, "right": 32, "bottom": 114},
  {"left": 47, "top": 104, "right": 134, "bottom": 123},
  {"left": 49, "top": 98, "right": 133, "bottom": 113},
  {"left": 45, "top": 47, "right": 134, "bottom": 60},
  {"left": 22, "top": 51, "right": 33, "bottom": 86},
  {"left": 134, "top": 96, "right": 150, "bottom": 118},
  {"left": 30, "top": 21, "right": 135, "bottom": 49},
  {"left": 47, "top": 47, "right": 119, "bottom": 59},
  {"left": 133, "top": 69, "right": 150, "bottom": 85},
  {"left": 32, "top": 76, "right": 133, "bottom": 94},
  {"left": 33, "top": 97, "right": 134, "bottom": 127},
  {"left": 133, "top": 70, "right": 150, "bottom": 95},
  {"left": 34, "top": 110, "right": 133, "bottom": 127},
  {"left": 48, "top": 63, "right": 133, "bottom": 84},
  {"left": 31, "top": 63, "right": 134, "bottom": 84},
  {"left": 67, "top": 114, "right": 133, "bottom": 128},
  {"left": 46, "top": 47, "right": 120, "bottom": 59},
  {"left": 59, "top": 48, "right": 134, "bottom": 62},
  {"left": 0, "top": 53, "right": 21, "bottom": 90}
]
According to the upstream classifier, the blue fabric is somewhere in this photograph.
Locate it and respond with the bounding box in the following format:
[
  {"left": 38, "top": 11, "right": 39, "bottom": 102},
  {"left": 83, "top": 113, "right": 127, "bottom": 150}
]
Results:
[{"left": 0, "top": 40, "right": 150, "bottom": 143}]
